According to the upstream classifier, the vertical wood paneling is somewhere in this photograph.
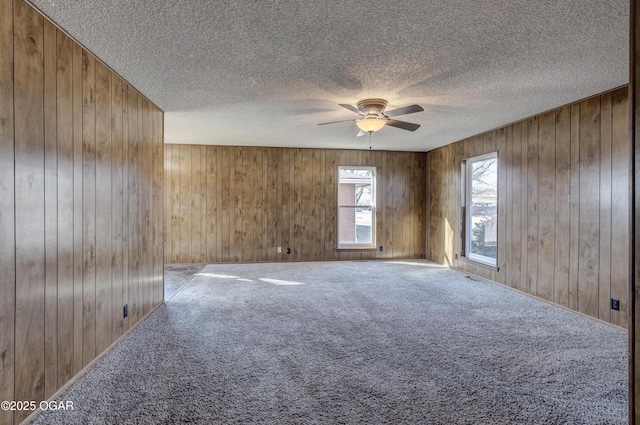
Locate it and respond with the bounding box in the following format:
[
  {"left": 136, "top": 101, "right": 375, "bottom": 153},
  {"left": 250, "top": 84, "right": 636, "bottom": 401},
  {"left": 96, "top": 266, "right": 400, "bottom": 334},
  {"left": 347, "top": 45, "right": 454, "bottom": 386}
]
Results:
[
  {"left": 554, "top": 106, "right": 571, "bottom": 307},
  {"left": 300, "top": 149, "right": 313, "bottom": 260},
  {"left": 577, "top": 96, "right": 601, "bottom": 318},
  {"left": 121, "top": 84, "right": 130, "bottom": 333},
  {"left": 55, "top": 29, "right": 74, "bottom": 390},
  {"left": 206, "top": 146, "right": 218, "bottom": 262},
  {"left": 537, "top": 111, "right": 555, "bottom": 301},
  {"left": 2, "top": 3, "right": 165, "bottom": 420},
  {"left": 254, "top": 148, "right": 265, "bottom": 261},
  {"left": 241, "top": 147, "right": 253, "bottom": 262},
  {"left": 526, "top": 116, "right": 539, "bottom": 295},
  {"left": 415, "top": 153, "right": 426, "bottom": 259},
  {"left": 95, "top": 61, "right": 112, "bottom": 355},
  {"left": 43, "top": 19, "right": 58, "bottom": 399},
  {"left": 72, "top": 40, "right": 84, "bottom": 375},
  {"left": 128, "top": 89, "right": 140, "bottom": 324},
  {"left": 165, "top": 147, "right": 426, "bottom": 263},
  {"left": 610, "top": 87, "right": 629, "bottom": 329},
  {"left": 510, "top": 121, "right": 523, "bottom": 290},
  {"left": 568, "top": 103, "right": 580, "bottom": 311},
  {"left": 13, "top": 2, "right": 46, "bottom": 421},
  {"left": 598, "top": 92, "right": 612, "bottom": 323},
  {"left": 191, "top": 145, "right": 204, "bottom": 263},
  {"left": 267, "top": 148, "right": 278, "bottom": 261},
  {"left": 81, "top": 49, "right": 96, "bottom": 367},
  {"left": 110, "top": 75, "right": 124, "bottom": 342},
  {"left": 220, "top": 146, "right": 231, "bottom": 262},
  {"left": 426, "top": 88, "right": 629, "bottom": 328},
  {"left": 0, "top": 0, "right": 15, "bottom": 423}
]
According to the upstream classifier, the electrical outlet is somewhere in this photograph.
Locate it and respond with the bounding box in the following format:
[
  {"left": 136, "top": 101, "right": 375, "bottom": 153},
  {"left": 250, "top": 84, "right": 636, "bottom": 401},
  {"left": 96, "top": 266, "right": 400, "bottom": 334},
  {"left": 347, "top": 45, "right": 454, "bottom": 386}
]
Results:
[
  {"left": 123, "top": 304, "right": 128, "bottom": 318},
  {"left": 277, "top": 246, "right": 282, "bottom": 253},
  {"left": 286, "top": 247, "right": 291, "bottom": 254},
  {"left": 611, "top": 298, "right": 620, "bottom": 311}
]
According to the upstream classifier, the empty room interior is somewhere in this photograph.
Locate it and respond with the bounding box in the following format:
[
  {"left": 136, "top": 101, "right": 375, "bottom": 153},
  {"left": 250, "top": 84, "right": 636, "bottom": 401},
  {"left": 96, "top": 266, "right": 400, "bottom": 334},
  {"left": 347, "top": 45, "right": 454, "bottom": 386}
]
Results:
[{"left": 2, "top": 0, "right": 640, "bottom": 424}]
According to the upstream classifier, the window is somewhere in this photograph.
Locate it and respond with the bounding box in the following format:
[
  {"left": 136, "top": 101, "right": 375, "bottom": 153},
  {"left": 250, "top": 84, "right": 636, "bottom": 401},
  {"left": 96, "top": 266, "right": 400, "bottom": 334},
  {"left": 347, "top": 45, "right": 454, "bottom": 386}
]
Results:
[
  {"left": 462, "top": 152, "right": 498, "bottom": 267},
  {"left": 337, "top": 166, "right": 376, "bottom": 249}
]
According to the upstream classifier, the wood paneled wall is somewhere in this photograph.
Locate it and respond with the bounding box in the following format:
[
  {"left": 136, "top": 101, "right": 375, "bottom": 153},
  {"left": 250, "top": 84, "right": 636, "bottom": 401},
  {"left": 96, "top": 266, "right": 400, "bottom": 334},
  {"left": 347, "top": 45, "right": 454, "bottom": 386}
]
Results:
[
  {"left": 164, "top": 146, "right": 426, "bottom": 263},
  {"left": 426, "top": 87, "right": 629, "bottom": 328},
  {"left": 0, "top": 1, "right": 164, "bottom": 424}
]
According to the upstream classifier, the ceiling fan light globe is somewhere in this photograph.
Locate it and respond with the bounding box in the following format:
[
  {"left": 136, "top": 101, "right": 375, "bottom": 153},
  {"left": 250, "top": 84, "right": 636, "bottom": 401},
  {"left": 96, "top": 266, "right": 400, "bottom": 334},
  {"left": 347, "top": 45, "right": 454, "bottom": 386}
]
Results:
[{"left": 356, "top": 117, "right": 387, "bottom": 133}]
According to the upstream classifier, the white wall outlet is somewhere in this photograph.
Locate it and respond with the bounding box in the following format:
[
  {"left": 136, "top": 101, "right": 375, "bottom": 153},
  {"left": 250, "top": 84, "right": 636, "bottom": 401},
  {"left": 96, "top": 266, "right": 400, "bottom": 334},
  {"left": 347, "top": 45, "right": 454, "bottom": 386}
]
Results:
[{"left": 277, "top": 246, "right": 282, "bottom": 253}]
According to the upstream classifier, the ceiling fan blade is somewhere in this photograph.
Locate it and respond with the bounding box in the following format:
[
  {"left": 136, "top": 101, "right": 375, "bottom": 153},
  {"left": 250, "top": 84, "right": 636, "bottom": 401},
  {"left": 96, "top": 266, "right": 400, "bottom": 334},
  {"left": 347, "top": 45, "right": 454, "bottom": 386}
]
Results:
[
  {"left": 385, "top": 104, "right": 424, "bottom": 118},
  {"left": 356, "top": 130, "right": 367, "bottom": 137},
  {"left": 339, "top": 103, "right": 362, "bottom": 115},
  {"left": 317, "top": 118, "right": 357, "bottom": 125},
  {"left": 386, "top": 119, "right": 420, "bottom": 131}
]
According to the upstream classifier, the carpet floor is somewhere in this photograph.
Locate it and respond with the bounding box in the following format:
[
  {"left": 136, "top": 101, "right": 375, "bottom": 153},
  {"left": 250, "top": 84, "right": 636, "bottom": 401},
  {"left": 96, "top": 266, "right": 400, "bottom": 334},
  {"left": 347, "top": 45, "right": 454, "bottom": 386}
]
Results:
[{"left": 33, "top": 260, "right": 628, "bottom": 424}]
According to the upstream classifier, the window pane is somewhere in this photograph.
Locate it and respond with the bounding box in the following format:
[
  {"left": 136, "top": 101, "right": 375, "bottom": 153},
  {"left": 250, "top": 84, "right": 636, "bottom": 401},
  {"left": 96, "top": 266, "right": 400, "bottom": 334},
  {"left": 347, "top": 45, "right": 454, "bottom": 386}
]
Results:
[
  {"left": 337, "top": 166, "right": 375, "bottom": 249},
  {"left": 339, "top": 207, "right": 372, "bottom": 244},
  {"left": 469, "top": 157, "right": 497, "bottom": 263}
]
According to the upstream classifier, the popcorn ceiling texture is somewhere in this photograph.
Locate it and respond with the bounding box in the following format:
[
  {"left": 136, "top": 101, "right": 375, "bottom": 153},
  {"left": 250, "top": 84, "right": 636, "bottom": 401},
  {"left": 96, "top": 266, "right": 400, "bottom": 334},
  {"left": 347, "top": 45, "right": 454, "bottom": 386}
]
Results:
[{"left": 28, "top": 0, "right": 628, "bottom": 151}]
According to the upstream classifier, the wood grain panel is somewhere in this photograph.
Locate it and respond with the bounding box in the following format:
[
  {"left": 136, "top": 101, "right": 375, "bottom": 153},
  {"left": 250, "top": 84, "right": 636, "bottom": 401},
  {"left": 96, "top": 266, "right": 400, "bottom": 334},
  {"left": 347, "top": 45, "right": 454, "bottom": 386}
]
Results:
[
  {"left": 95, "top": 60, "right": 112, "bottom": 355},
  {"left": 110, "top": 74, "right": 124, "bottom": 342},
  {"left": 13, "top": 1, "right": 46, "bottom": 420},
  {"left": 191, "top": 145, "right": 204, "bottom": 263},
  {"left": 553, "top": 105, "right": 571, "bottom": 306},
  {"left": 55, "top": 29, "right": 74, "bottom": 390},
  {"left": 242, "top": 147, "right": 254, "bottom": 262},
  {"left": 0, "top": 0, "right": 14, "bottom": 423},
  {"left": 82, "top": 49, "right": 97, "bottom": 368},
  {"left": 526, "top": 116, "right": 539, "bottom": 295},
  {"left": 220, "top": 146, "right": 231, "bottom": 262},
  {"left": 519, "top": 122, "right": 528, "bottom": 293},
  {"left": 267, "top": 148, "right": 278, "bottom": 261},
  {"left": 206, "top": 146, "right": 218, "bottom": 262},
  {"left": 426, "top": 88, "right": 629, "bottom": 327},
  {"left": 233, "top": 147, "right": 243, "bottom": 262},
  {"left": 537, "top": 111, "right": 554, "bottom": 301},
  {"left": 510, "top": 123, "right": 522, "bottom": 289},
  {"left": 121, "top": 83, "right": 130, "bottom": 333},
  {"left": 165, "top": 146, "right": 427, "bottom": 263},
  {"left": 300, "top": 149, "right": 312, "bottom": 260},
  {"left": 598, "top": 92, "right": 612, "bottom": 323},
  {"left": 127, "top": 88, "right": 140, "bottom": 324},
  {"left": 169, "top": 145, "right": 180, "bottom": 263},
  {"left": 610, "top": 87, "right": 629, "bottom": 329},
  {"left": 72, "top": 40, "right": 83, "bottom": 375},
  {"left": 568, "top": 103, "right": 580, "bottom": 311},
  {"left": 254, "top": 148, "right": 266, "bottom": 261},
  {"left": 577, "top": 96, "right": 600, "bottom": 318},
  {"left": 43, "top": 19, "right": 58, "bottom": 399}
]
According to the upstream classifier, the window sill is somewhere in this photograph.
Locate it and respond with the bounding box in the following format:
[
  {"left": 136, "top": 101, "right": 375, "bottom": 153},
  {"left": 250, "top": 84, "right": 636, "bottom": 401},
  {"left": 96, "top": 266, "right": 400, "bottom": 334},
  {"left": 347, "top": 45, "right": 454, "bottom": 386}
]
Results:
[
  {"left": 335, "top": 247, "right": 378, "bottom": 251},
  {"left": 457, "top": 255, "right": 500, "bottom": 272}
]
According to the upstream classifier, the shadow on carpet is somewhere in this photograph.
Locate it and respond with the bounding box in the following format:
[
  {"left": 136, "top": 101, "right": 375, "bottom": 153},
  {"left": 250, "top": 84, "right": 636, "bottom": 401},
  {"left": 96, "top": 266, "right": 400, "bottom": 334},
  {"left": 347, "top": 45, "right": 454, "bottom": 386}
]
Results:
[{"left": 33, "top": 260, "right": 628, "bottom": 424}]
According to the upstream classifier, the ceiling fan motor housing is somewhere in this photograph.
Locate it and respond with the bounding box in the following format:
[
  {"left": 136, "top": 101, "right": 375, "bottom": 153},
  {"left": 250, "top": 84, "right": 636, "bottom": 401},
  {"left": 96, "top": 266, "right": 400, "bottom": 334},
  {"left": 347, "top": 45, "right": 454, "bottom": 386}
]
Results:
[{"left": 357, "top": 98, "right": 388, "bottom": 117}]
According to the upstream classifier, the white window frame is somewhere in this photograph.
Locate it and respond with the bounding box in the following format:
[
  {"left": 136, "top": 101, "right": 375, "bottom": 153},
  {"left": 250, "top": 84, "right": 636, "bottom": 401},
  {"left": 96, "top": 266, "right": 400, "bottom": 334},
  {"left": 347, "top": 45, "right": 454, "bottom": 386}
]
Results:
[
  {"left": 337, "top": 166, "right": 377, "bottom": 249},
  {"left": 462, "top": 152, "right": 498, "bottom": 267}
]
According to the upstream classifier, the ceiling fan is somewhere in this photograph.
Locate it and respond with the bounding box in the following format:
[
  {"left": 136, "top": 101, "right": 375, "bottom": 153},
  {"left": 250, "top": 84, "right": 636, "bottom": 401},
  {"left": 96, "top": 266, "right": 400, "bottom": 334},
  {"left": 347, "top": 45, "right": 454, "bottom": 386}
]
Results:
[{"left": 317, "top": 98, "right": 424, "bottom": 137}]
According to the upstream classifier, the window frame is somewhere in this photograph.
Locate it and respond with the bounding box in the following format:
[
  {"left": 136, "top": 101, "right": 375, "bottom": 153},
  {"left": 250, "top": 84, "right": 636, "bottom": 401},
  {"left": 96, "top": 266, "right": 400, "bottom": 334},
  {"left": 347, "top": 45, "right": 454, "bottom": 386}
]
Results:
[
  {"left": 336, "top": 165, "right": 377, "bottom": 250},
  {"left": 461, "top": 152, "right": 498, "bottom": 267}
]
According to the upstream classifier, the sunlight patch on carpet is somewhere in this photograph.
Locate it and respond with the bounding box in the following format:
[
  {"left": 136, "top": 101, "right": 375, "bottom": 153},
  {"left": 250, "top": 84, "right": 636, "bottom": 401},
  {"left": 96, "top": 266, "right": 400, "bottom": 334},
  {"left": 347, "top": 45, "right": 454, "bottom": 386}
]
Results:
[
  {"left": 259, "top": 278, "right": 306, "bottom": 286},
  {"left": 385, "top": 261, "right": 448, "bottom": 268}
]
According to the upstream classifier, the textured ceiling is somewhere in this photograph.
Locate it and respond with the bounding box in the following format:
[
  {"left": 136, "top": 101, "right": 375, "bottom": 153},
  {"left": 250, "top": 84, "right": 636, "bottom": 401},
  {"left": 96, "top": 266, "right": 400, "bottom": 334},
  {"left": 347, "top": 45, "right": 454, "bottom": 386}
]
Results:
[{"left": 29, "top": 0, "right": 628, "bottom": 152}]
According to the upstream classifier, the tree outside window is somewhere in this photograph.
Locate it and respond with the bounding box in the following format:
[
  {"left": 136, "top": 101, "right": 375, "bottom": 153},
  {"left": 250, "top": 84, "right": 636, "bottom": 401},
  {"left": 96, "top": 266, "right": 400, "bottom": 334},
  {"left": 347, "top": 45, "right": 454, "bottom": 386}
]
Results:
[
  {"left": 337, "top": 166, "right": 376, "bottom": 249},
  {"left": 464, "top": 153, "right": 498, "bottom": 266}
]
